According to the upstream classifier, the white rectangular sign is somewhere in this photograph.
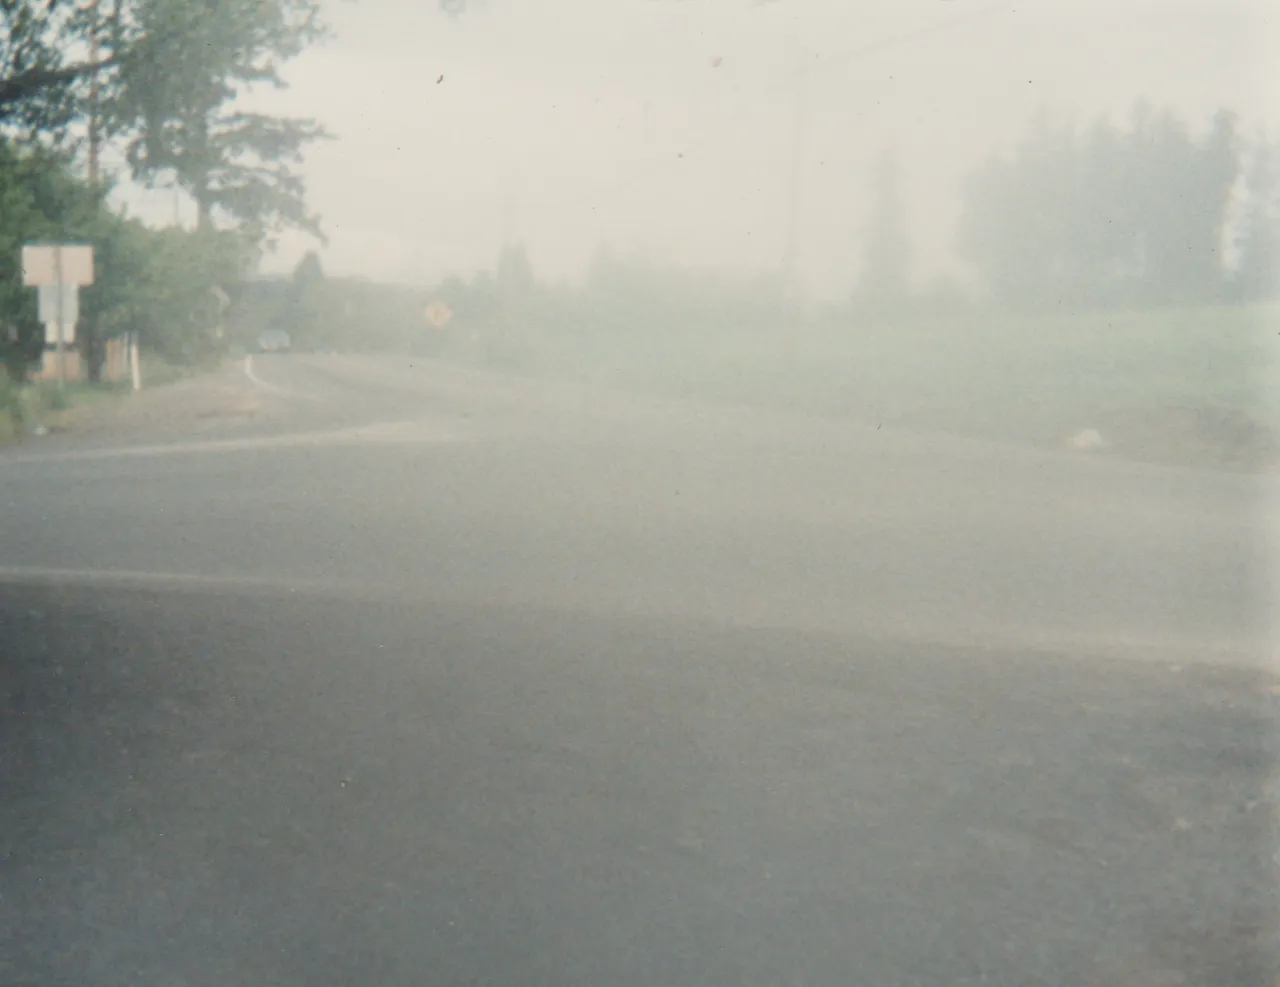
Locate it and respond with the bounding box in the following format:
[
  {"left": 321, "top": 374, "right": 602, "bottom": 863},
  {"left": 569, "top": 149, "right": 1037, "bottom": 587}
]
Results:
[
  {"left": 44, "top": 322, "right": 76, "bottom": 345},
  {"left": 38, "top": 284, "right": 79, "bottom": 326},
  {"left": 23, "top": 243, "right": 94, "bottom": 286}
]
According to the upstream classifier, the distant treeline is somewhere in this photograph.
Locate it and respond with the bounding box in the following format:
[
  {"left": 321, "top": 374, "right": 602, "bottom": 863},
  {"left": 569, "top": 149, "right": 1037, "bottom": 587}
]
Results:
[
  {"left": 257, "top": 243, "right": 802, "bottom": 364},
  {"left": 23, "top": 101, "right": 1268, "bottom": 380},
  {"left": 955, "top": 105, "right": 1277, "bottom": 308}
]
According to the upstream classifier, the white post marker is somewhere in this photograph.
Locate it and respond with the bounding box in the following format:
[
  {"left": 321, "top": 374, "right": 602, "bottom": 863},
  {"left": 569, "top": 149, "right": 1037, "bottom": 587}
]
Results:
[
  {"left": 23, "top": 243, "right": 94, "bottom": 387},
  {"left": 130, "top": 331, "right": 142, "bottom": 392}
]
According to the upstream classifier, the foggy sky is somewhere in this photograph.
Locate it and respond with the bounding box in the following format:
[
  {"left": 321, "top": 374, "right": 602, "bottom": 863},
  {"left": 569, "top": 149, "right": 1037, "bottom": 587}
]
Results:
[{"left": 121, "top": 0, "right": 1279, "bottom": 299}]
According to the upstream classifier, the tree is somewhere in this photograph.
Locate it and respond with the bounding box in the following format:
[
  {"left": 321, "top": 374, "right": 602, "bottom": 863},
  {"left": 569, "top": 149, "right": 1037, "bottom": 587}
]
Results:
[
  {"left": 2, "top": 0, "right": 329, "bottom": 242},
  {"left": 134, "top": 224, "right": 245, "bottom": 363},
  {"left": 958, "top": 110, "right": 1081, "bottom": 307},
  {"left": 282, "top": 248, "right": 324, "bottom": 341},
  {"left": 78, "top": 212, "right": 159, "bottom": 374},
  {"left": 293, "top": 248, "right": 323, "bottom": 287},
  {"left": 0, "top": 129, "right": 256, "bottom": 381},
  {"left": 1233, "top": 138, "right": 1279, "bottom": 300},
  {"left": 114, "top": 0, "right": 329, "bottom": 241},
  {"left": 856, "top": 148, "right": 911, "bottom": 308},
  {"left": 0, "top": 1, "right": 105, "bottom": 136},
  {"left": 497, "top": 242, "right": 534, "bottom": 298},
  {"left": 1131, "top": 107, "right": 1239, "bottom": 303},
  {"left": 1, "top": 0, "right": 322, "bottom": 386},
  {"left": 958, "top": 105, "right": 1243, "bottom": 308}
]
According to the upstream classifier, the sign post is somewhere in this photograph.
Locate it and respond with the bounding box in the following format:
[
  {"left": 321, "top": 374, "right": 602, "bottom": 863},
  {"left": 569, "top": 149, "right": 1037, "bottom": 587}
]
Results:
[
  {"left": 54, "top": 249, "right": 66, "bottom": 386},
  {"left": 130, "top": 331, "right": 142, "bottom": 392},
  {"left": 23, "top": 243, "right": 94, "bottom": 388}
]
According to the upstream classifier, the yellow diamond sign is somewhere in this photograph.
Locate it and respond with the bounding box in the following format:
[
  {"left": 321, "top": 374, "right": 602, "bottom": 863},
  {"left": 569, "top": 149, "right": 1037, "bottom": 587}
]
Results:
[{"left": 425, "top": 300, "right": 454, "bottom": 329}]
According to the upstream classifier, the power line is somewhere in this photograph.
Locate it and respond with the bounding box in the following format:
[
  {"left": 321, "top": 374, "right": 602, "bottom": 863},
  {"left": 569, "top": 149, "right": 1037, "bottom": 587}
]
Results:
[
  {"left": 586, "top": 3, "right": 1012, "bottom": 192},
  {"left": 768, "top": 3, "right": 1009, "bottom": 94},
  {"left": 496, "top": 3, "right": 1013, "bottom": 280},
  {"left": 768, "top": 4, "right": 1008, "bottom": 292}
]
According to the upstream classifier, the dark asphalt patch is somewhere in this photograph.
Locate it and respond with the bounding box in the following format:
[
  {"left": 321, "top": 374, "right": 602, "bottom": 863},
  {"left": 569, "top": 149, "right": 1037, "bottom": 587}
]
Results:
[{"left": 2, "top": 583, "right": 1276, "bottom": 986}]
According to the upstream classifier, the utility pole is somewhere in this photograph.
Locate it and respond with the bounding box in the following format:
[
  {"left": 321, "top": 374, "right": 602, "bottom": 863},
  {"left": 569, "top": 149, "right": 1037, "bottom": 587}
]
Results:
[
  {"left": 87, "top": 0, "right": 101, "bottom": 187},
  {"left": 502, "top": 192, "right": 515, "bottom": 247},
  {"left": 783, "top": 51, "right": 811, "bottom": 299},
  {"left": 54, "top": 247, "right": 66, "bottom": 389},
  {"left": 501, "top": 170, "right": 519, "bottom": 248}
]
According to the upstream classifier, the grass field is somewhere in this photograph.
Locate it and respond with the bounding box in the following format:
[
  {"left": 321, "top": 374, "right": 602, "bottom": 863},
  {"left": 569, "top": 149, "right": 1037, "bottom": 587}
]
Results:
[
  {"left": 0, "top": 354, "right": 192, "bottom": 445},
  {"left": 504, "top": 302, "right": 1279, "bottom": 466},
  {"left": 0, "top": 380, "right": 128, "bottom": 444}
]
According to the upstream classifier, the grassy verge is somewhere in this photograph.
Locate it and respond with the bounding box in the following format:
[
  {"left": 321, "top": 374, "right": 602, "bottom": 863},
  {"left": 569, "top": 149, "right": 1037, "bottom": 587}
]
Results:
[
  {"left": 0, "top": 380, "right": 127, "bottom": 442},
  {"left": 0, "top": 353, "right": 197, "bottom": 445},
  {"left": 458, "top": 302, "right": 1279, "bottom": 465}
]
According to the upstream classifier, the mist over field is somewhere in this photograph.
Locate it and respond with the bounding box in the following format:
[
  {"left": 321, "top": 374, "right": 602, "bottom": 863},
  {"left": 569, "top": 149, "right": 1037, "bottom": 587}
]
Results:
[{"left": 163, "top": 0, "right": 1276, "bottom": 469}]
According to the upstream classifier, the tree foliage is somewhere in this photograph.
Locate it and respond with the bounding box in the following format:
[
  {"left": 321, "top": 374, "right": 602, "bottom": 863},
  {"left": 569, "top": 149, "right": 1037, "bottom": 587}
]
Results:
[
  {"left": 958, "top": 106, "right": 1245, "bottom": 308},
  {"left": 0, "top": 0, "right": 329, "bottom": 385},
  {"left": 115, "top": 0, "right": 328, "bottom": 240},
  {"left": 0, "top": 0, "right": 98, "bottom": 137},
  {"left": 0, "top": 135, "right": 252, "bottom": 380},
  {"left": 2, "top": 0, "right": 328, "bottom": 240},
  {"left": 1233, "top": 138, "right": 1280, "bottom": 300}
]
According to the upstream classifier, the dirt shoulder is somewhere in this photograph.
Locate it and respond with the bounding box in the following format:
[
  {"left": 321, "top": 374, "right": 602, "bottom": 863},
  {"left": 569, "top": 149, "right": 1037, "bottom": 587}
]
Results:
[{"left": 6, "top": 361, "right": 282, "bottom": 448}]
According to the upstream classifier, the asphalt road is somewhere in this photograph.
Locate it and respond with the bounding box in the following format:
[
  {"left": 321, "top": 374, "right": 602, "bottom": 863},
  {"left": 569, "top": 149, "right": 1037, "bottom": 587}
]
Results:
[{"left": 2, "top": 354, "right": 1278, "bottom": 986}]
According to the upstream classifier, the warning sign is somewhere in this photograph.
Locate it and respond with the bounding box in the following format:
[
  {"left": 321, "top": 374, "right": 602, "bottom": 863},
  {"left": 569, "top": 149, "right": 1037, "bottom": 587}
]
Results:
[{"left": 425, "top": 300, "right": 453, "bottom": 329}]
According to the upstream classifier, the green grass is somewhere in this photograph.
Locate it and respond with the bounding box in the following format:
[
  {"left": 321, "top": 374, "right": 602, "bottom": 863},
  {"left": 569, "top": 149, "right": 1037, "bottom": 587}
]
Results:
[
  {"left": 507, "top": 303, "right": 1279, "bottom": 449},
  {"left": 0, "top": 345, "right": 246, "bottom": 445},
  {"left": 0, "top": 377, "right": 132, "bottom": 444},
  {"left": 0, "top": 348, "right": 242, "bottom": 445}
]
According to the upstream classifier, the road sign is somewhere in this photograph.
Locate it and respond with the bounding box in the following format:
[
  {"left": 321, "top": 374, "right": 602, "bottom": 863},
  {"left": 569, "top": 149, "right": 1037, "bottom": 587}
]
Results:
[
  {"left": 43, "top": 323, "right": 76, "bottom": 345},
  {"left": 425, "top": 299, "right": 454, "bottom": 329},
  {"left": 23, "top": 243, "right": 93, "bottom": 386},
  {"left": 38, "top": 284, "right": 79, "bottom": 329},
  {"left": 23, "top": 243, "right": 94, "bottom": 286}
]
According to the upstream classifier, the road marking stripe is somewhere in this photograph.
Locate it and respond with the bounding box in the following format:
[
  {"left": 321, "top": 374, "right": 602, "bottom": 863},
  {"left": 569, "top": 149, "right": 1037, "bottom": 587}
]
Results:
[
  {"left": 0, "top": 565, "right": 332, "bottom": 594},
  {"left": 0, "top": 420, "right": 471, "bottom": 464},
  {"left": 243, "top": 353, "right": 311, "bottom": 399}
]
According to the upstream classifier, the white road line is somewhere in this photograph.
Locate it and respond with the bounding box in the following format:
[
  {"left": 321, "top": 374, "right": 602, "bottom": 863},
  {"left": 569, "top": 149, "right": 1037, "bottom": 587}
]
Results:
[
  {"left": 0, "top": 421, "right": 471, "bottom": 464},
  {"left": 0, "top": 565, "right": 335, "bottom": 594},
  {"left": 243, "top": 353, "right": 310, "bottom": 399}
]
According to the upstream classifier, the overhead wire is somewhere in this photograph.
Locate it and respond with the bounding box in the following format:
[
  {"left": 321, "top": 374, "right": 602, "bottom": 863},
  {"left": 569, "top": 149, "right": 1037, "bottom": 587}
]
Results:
[{"left": 517, "top": 2, "right": 1012, "bottom": 211}]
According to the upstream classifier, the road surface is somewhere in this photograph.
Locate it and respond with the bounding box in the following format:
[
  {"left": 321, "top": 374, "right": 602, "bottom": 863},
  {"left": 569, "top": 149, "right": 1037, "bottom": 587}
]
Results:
[{"left": 2, "top": 354, "right": 1277, "bottom": 986}]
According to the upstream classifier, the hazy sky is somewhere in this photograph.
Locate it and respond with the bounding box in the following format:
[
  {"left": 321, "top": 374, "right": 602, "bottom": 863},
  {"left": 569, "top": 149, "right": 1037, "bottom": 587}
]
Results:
[{"left": 122, "top": 0, "right": 1279, "bottom": 299}]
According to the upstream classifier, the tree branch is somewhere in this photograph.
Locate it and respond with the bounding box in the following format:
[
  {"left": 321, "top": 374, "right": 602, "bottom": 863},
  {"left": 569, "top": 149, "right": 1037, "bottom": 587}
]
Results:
[{"left": 0, "top": 56, "right": 118, "bottom": 111}]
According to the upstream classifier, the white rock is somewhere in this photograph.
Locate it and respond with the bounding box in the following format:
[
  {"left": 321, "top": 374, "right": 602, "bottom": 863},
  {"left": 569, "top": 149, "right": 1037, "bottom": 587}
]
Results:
[{"left": 1068, "top": 427, "right": 1106, "bottom": 451}]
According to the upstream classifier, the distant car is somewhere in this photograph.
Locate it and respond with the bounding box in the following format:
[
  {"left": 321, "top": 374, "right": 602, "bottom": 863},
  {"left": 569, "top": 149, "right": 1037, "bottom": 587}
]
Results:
[{"left": 257, "top": 329, "right": 292, "bottom": 353}]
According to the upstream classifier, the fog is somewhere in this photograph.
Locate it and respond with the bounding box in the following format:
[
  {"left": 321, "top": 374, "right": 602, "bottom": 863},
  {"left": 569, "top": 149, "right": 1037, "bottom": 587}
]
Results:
[
  {"left": 118, "top": 0, "right": 1265, "bottom": 462},
  {"left": 122, "top": 0, "right": 1279, "bottom": 299},
  {"left": 7, "top": 3, "right": 1280, "bottom": 984}
]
